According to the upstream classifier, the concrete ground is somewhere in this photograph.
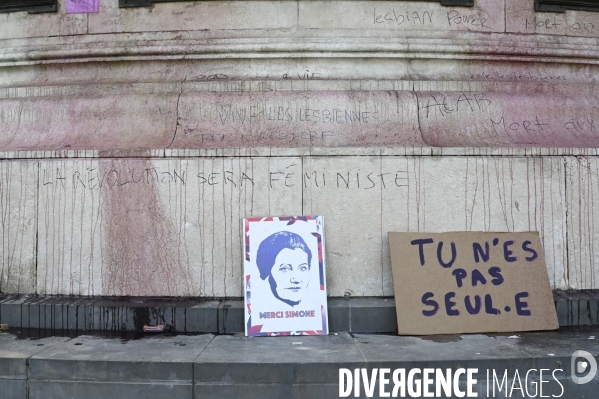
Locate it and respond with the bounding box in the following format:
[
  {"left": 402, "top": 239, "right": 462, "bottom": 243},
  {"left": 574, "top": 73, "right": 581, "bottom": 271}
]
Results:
[{"left": 0, "top": 326, "right": 597, "bottom": 399}]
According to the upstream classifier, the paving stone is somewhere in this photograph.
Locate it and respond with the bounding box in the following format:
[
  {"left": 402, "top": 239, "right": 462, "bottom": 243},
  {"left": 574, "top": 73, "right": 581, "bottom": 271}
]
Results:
[
  {"left": 194, "top": 333, "right": 364, "bottom": 385},
  {"left": 218, "top": 301, "right": 244, "bottom": 334},
  {"left": 554, "top": 291, "right": 571, "bottom": 327},
  {"left": 353, "top": 332, "right": 534, "bottom": 370},
  {"left": 29, "top": 334, "right": 214, "bottom": 382},
  {"left": 590, "top": 292, "right": 599, "bottom": 325},
  {"left": 327, "top": 298, "right": 350, "bottom": 333},
  {"left": 0, "top": 326, "right": 596, "bottom": 399},
  {"left": 577, "top": 297, "right": 593, "bottom": 326},
  {"left": 28, "top": 380, "right": 191, "bottom": 399},
  {"left": 88, "top": 300, "right": 137, "bottom": 332},
  {"left": 147, "top": 306, "right": 175, "bottom": 327},
  {"left": 513, "top": 328, "right": 599, "bottom": 369},
  {"left": 194, "top": 383, "right": 339, "bottom": 399},
  {"left": 186, "top": 301, "right": 219, "bottom": 333},
  {"left": 0, "top": 296, "right": 25, "bottom": 328},
  {"left": 65, "top": 297, "right": 98, "bottom": 332},
  {"left": 23, "top": 296, "right": 44, "bottom": 329},
  {"left": 174, "top": 306, "right": 186, "bottom": 332},
  {"left": 349, "top": 297, "right": 396, "bottom": 333},
  {"left": 37, "top": 297, "right": 66, "bottom": 331},
  {"left": 0, "top": 333, "right": 70, "bottom": 379},
  {"left": 0, "top": 379, "right": 26, "bottom": 399}
]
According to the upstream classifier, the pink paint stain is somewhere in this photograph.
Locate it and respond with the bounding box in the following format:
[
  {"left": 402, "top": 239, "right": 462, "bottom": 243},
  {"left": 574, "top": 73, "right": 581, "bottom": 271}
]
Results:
[{"left": 100, "top": 158, "right": 192, "bottom": 296}]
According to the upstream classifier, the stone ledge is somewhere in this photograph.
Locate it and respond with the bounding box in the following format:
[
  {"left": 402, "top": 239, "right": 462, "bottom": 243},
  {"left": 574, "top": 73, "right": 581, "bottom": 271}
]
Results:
[
  {"left": 0, "top": 291, "right": 596, "bottom": 334},
  {"left": 0, "top": 328, "right": 597, "bottom": 399},
  {"left": 4, "top": 31, "right": 599, "bottom": 66}
]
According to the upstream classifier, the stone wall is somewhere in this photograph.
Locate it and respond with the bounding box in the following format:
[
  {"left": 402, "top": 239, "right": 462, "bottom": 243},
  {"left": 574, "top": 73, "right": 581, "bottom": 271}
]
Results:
[{"left": 1, "top": 0, "right": 599, "bottom": 297}]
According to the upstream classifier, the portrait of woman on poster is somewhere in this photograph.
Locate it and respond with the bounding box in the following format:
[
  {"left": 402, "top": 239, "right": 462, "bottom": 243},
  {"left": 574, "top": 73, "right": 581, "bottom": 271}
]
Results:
[{"left": 256, "top": 231, "right": 313, "bottom": 307}]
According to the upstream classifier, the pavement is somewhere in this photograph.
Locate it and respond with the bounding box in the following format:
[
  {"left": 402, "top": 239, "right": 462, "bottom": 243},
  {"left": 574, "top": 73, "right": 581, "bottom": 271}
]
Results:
[{"left": 1, "top": 326, "right": 598, "bottom": 399}]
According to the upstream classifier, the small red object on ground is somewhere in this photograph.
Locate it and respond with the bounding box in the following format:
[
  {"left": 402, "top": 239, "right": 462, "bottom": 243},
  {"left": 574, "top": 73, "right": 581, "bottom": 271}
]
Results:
[{"left": 143, "top": 324, "right": 169, "bottom": 333}]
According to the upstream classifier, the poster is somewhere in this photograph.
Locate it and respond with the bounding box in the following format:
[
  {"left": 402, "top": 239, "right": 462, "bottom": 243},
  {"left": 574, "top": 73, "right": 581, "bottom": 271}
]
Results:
[
  {"left": 389, "top": 231, "right": 559, "bottom": 335},
  {"left": 243, "top": 216, "right": 328, "bottom": 336}
]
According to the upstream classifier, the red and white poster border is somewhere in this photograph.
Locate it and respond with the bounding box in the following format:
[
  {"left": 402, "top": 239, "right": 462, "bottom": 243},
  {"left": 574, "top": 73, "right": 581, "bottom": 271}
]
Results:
[{"left": 243, "top": 215, "right": 328, "bottom": 337}]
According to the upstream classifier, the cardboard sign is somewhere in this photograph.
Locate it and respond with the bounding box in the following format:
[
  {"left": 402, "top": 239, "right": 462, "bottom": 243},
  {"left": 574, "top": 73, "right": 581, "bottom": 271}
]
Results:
[
  {"left": 243, "top": 216, "right": 328, "bottom": 336},
  {"left": 389, "top": 232, "right": 558, "bottom": 335}
]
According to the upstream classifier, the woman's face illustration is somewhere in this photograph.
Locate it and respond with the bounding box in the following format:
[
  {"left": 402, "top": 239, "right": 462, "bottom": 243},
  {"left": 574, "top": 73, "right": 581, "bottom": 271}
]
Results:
[{"left": 269, "top": 248, "right": 310, "bottom": 305}]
